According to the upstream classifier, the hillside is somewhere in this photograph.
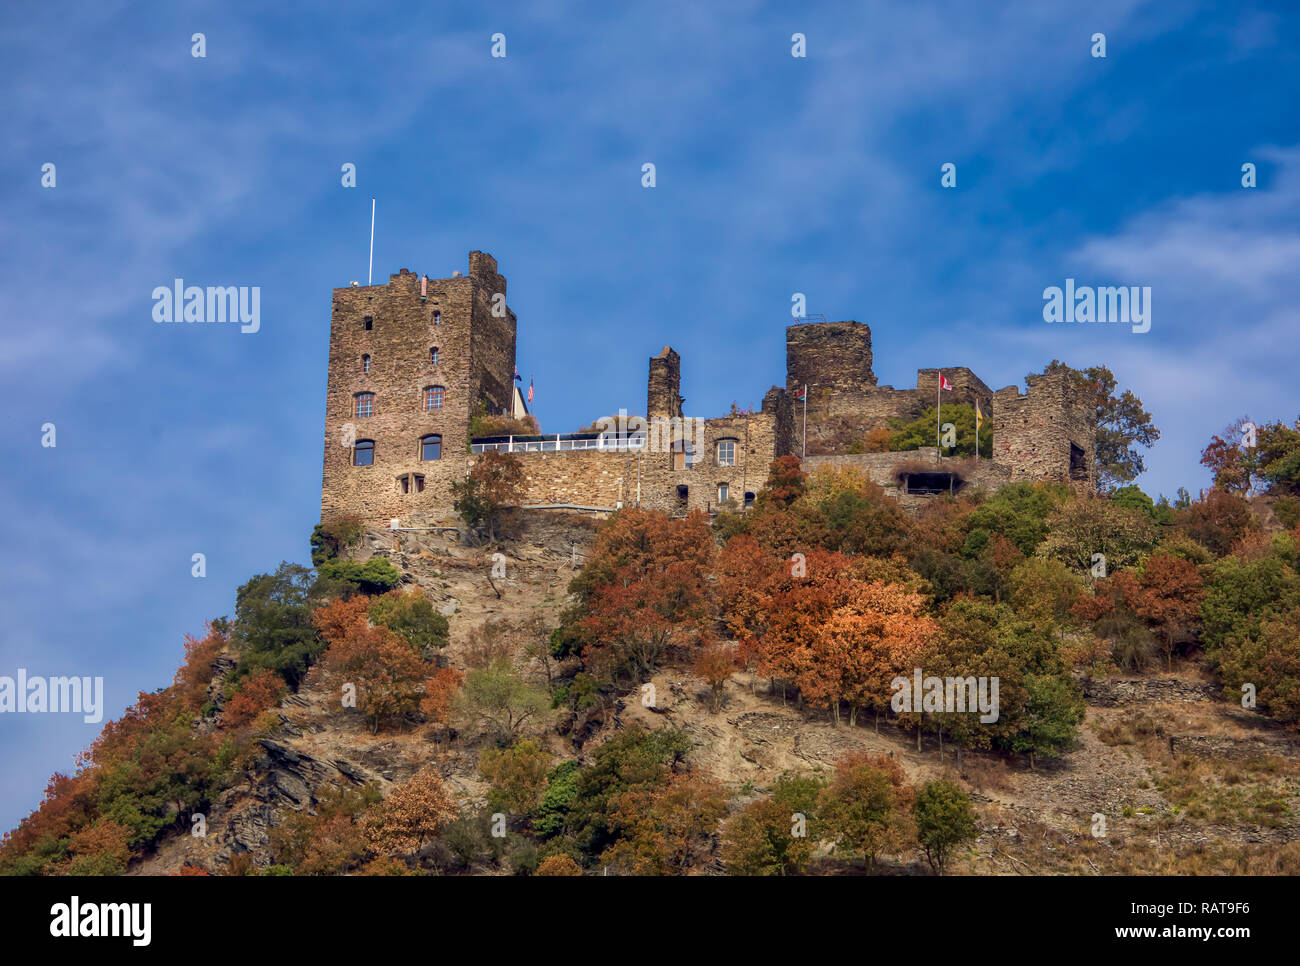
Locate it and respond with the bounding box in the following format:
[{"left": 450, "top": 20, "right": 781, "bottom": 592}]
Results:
[{"left": 6, "top": 458, "right": 1300, "bottom": 878}]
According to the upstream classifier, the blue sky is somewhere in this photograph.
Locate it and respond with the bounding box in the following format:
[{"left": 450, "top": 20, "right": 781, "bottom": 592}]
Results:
[{"left": 2, "top": 0, "right": 1297, "bottom": 831}]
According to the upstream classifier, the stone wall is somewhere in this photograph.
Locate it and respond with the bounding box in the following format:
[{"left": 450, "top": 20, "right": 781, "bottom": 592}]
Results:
[
  {"left": 805, "top": 450, "right": 1011, "bottom": 512},
  {"left": 320, "top": 253, "right": 515, "bottom": 527},
  {"left": 992, "top": 369, "right": 1097, "bottom": 491}
]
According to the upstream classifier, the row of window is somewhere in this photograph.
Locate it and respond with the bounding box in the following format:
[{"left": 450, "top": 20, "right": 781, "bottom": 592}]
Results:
[
  {"left": 360, "top": 348, "right": 440, "bottom": 374},
  {"left": 363, "top": 311, "right": 441, "bottom": 331},
  {"left": 353, "top": 387, "right": 445, "bottom": 417},
  {"left": 352, "top": 435, "right": 442, "bottom": 466}
]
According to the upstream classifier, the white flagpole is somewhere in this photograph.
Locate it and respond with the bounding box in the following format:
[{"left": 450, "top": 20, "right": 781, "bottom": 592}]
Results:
[{"left": 368, "top": 197, "right": 376, "bottom": 285}]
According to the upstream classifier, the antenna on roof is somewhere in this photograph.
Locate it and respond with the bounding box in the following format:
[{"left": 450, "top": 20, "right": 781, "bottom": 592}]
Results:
[{"left": 367, "top": 197, "right": 376, "bottom": 286}]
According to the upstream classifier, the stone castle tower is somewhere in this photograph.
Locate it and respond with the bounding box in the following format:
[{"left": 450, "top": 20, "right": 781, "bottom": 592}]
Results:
[{"left": 320, "top": 252, "right": 516, "bottom": 525}]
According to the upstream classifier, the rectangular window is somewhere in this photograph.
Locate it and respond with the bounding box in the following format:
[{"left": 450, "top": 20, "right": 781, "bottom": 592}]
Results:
[
  {"left": 424, "top": 387, "right": 444, "bottom": 411},
  {"left": 355, "top": 394, "right": 374, "bottom": 418},
  {"left": 718, "top": 483, "right": 729, "bottom": 504},
  {"left": 717, "top": 440, "right": 736, "bottom": 466}
]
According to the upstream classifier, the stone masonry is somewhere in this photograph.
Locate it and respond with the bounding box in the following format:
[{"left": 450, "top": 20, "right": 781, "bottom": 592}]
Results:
[{"left": 321, "top": 253, "right": 1097, "bottom": 526}]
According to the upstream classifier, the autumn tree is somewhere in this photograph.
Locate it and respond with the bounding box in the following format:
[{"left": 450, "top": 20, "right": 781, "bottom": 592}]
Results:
[
  {"left": 421, "top": 667, "right": 464, "bottom": 738},
  {"left": 600, "top": 773, "right": 728, "bottom": 875},
  {"left": 221, "top": 668, "right": 287, "bottom": 731},
  {"left": 567, "top": 508, "right": 713, "bottom": 683},
  {"left": 535, "top": 854, "right": 583, "bottom": 876},
  {"left": 312, "top": 596, "right": 427, "bottom": 733},
  {"left": 693, "top": 642, "right": 738, "bottom": 712},
  {"left": 818, "top": 754, "right": 914, "bottom": 871},
  {"left": 1180, "top": 487, "right": 1258, "bottom": 557},
  {"left": 756, "top": 454, "right": 808, "bottom": 509},
  {"left": 1200, "top": 417, "right": 1262, "bottom": 495},
  {"left": 1132, "top": 554, "right": 1206, "bottom": 668},
  {"left": 363, "top": 767, "right": 459, "bottom": 857}
]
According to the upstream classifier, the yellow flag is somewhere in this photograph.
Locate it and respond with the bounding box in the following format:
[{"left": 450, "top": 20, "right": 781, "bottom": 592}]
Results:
[{"left": 975, "top": 398, "right": 983, "bottom": 433}]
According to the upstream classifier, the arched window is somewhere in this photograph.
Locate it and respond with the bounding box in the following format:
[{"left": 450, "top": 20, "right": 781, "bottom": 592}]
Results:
[
  {"left": 354, "top": 392, "right": 374, "bottom": 418},
  {"left": 353, "top": 440, "right": 374, "bottom": 466},
  {"left": 424, "top": 386, "right": 444, "bottom": 411},
  {"left": 433, "top": 310, "right": 441, "bottom": 325},
  {"left": 363, "top": 315, "right": 373, "bottom": 330},
  {"left": 430, "top": 347, "right": 439, "bottom": 365},
  {"left": 716, "top": 438, "right": 737, "bottom": 467},
  {"left": 421, "top": 435, "right": 442, "bottom": 461},
  {"left": 361, "top": 354, "right": 370, "bottom": 374}
]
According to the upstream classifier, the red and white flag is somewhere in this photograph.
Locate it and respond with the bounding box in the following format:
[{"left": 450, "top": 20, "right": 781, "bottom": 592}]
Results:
[
  {"left": 939, "top": 374, "right": 953, "bottom": 391},
  {"left": 527, "top": 378, "right": 534, "bottom": 404}
]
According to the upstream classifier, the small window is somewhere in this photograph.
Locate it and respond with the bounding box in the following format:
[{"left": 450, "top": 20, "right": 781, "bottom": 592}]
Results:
[
  {"left": 421, "top": 435, "right": 442, "bottom": 461},
  {"left": 744, "top": 491, "right": 756, "bottom": 509},
  {"left": 718, "top": 483, "right": 729, "bottom": 504},
  {"left": 399, "top": 475, "right": 410, "bottom": 494},
  {"left": 424, "top": 386, "right": 445, "bottom": 411},
  {"left": 433, "top": 310, "right": 441, "bottom": 325},
  {"left": 364, "top": 316, "right": 373, "bottom": 331},
  {"left": 430, "top": 347, "right": 439, "bottom": 365},
  {"left": 354, "top": 392, "right": 374, "bottom": 418},
  {"left": 716, "top": 439, "right": 736, "bottom": 466},
  {"left": 361, "top": 354, "right": 370, "bottom": 374},
  {"left": 676, "top": 484, "right": 689, "bottom": 504},
  {"left": 353, "top": 440, "right": 374, "bottom": 466},
  {"left": 414, "top": 473, "right": 425, "bottom": 493}
]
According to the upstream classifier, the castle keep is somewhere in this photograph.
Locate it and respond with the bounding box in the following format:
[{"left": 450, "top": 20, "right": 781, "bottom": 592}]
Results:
[{"left": 320, "top": 252, "right": 1096, "bottom": 527}]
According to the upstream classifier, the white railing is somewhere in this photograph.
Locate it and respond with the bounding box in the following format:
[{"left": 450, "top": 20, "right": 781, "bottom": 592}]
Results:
[{"left": 470, "top": 433, "right": 649, "bottom": 454}]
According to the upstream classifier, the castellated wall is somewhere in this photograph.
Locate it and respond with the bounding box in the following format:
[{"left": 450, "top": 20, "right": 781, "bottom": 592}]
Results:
[
  {"left": 797, "top": 360, "right": 994, "bottom": 456},
  {"left": 320, "top": 252, "right": 515, "bottom": 527},
  {"left": 805, "top": 451, "right": 1012, "bottom": 512},
  {"left": 992, "top": 369, "right": 1097, "bottom": 491}
]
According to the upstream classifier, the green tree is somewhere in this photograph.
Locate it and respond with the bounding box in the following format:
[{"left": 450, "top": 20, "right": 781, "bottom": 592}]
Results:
[
  {"left": 367, "top": 589, "right": 449, "bottom": 658},
  {"left": 309, "top": 513, "right": 365, "bottom": 567},
  {"left": 913, "top": 780, "right": 977, "bottom": 874},
  {"left": 888, "top": 403, "right": 991, "bottom": 458},
  {"left": 722, "top": 773, "right": 824, "bottom": 876},
  {"left": 457, "top": 660, "right": 551, "bottom": 746},
  {"left": 232, "top": 562, "right": 323, "bottom": 686}
]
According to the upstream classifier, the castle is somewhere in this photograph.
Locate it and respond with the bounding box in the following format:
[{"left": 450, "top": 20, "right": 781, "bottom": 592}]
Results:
[{"left": 320, "top": 251, "right": 1097, "bottom": 527}]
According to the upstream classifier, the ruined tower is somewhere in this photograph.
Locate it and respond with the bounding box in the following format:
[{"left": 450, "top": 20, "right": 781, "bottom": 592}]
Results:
[
  {"left": 647, "top": 346, "right": 684, "bottom": 420},
  {"left": 992, "top": 369, "right": 1097, "bottom": 491},
  {"left": 320, "top": 251, "right": 517, "bottom": 525}
]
